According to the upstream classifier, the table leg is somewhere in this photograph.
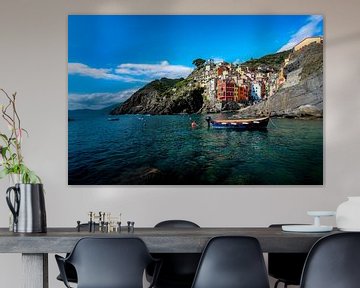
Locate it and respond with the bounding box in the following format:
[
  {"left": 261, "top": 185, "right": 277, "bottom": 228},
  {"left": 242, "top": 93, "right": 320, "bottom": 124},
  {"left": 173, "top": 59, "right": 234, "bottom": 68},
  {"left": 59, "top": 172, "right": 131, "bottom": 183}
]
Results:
[{"left": 22, "top": 253, "right": 48, "bottom": 288}]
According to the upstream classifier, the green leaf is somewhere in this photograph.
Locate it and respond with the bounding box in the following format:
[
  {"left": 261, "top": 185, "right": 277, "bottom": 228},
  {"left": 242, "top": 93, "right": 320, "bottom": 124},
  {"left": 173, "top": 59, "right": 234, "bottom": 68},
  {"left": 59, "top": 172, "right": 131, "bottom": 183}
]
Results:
[
  {"left": 1, "top": 146, "right": 8, "bottom": 158},
  {"left": 0, "top": 168, "right": 9, "bottom": 179},
  {"left": 28, "top": 171, "right": 40, "bottom": 184},
  {"left": 0, "top": 133, "right": 8, "bottom": 142},
  {"left": 21, "top": 128, "right": 29, "bottom": 137}
]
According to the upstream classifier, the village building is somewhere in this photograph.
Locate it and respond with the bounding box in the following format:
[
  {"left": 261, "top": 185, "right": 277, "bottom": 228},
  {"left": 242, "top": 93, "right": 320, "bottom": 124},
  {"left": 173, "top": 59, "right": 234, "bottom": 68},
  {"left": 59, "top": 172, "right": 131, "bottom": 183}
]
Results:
[
  {"left": 206, "top": 78, "right": 217, "bottom": 104},
  {"left": 251, "top": 82, "right": 262, "bottom": 101},
  {"left": 238, "top": 84, "right": 250, "bottom": 102},
  {"left": 293, "top": 36, "right": 323, "bottom": 52},
  {"left": 217, "top": 79, "right": 236, "bottom": 102}
]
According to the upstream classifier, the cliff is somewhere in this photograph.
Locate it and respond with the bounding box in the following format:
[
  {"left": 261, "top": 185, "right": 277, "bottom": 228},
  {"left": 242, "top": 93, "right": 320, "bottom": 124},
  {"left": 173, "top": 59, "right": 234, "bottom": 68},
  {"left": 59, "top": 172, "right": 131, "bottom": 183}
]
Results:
[
  {"left": 111, "top": 42, "right": 323, "bottom": 117},
  {"left": 239, "top": 43, "right": 323, "bottom": 118},
  {"left": 110, "top": 76, "right": 204, "bottom": 115}
]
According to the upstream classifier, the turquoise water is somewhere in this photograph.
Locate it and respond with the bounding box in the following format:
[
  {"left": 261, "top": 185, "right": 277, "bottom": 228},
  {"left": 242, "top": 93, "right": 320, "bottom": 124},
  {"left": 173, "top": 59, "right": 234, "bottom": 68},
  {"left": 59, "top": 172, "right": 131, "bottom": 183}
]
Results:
[{"left": 68, "top": 113, "right": 323, "bottom": 185}]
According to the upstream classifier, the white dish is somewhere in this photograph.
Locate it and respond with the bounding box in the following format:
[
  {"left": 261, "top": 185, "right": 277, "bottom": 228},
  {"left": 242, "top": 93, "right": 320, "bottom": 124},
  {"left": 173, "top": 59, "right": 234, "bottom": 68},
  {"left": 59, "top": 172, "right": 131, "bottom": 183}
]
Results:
[
  {"left": 307, "top": 211, "right": 336, "bottom": 217},
  {"left": 282, "top": 225, "right": 333, "bottom": 233}
]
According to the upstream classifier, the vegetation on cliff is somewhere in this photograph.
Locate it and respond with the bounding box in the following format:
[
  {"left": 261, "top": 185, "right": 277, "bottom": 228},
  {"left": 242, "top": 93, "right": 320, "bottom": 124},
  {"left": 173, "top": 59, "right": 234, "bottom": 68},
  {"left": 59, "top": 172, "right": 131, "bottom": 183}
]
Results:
[
  {"left": 241, "top": 50, "right": 292, "bottom": 71},
  {"left": 110, "top": 77, "right": 204, "bottom": 115}
]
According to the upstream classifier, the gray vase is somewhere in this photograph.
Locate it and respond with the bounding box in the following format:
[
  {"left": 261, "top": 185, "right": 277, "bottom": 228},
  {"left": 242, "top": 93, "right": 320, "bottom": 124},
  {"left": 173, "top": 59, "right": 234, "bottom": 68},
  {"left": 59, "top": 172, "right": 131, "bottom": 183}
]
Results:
[{"left": 6, "top": 183, "right": 47, "bottom": 233}]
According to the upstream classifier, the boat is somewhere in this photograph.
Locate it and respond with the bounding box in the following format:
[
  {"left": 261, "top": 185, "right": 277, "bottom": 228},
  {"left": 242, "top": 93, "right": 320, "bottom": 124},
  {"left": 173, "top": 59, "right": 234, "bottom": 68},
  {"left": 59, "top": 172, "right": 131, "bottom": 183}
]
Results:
[
  {"left": 107, "top": 117, "right": 119, "bottom": 121},
  {"left": 205, "top": 116, "right": 269, "bottom": 130}
]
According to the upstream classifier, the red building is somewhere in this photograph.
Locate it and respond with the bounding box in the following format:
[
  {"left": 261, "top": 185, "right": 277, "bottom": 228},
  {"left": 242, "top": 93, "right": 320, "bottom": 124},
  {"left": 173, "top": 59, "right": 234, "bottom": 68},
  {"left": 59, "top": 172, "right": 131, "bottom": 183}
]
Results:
[
  {"left": 217, "top": 65, "right": 229, "bottom": 77},
  {"left": 238, "top": 84, "right": 250, "bottom": 102},
  {"left": 217, "top": 79, "right": 236, "bottom": 102}
]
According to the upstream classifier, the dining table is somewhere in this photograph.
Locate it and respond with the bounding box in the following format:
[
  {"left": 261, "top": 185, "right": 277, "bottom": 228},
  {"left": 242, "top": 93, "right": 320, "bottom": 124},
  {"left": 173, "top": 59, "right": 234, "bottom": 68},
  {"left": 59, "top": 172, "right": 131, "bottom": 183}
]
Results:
[{"left": 0, "top": 226, "right": 339, "bottom": 288}]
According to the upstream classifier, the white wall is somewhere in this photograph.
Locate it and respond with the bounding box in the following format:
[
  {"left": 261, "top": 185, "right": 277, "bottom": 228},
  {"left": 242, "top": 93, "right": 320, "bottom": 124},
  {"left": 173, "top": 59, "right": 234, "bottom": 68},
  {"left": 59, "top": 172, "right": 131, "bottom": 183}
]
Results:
[{"left": 0, "top": 0, "right": 360, "bottom": 287}]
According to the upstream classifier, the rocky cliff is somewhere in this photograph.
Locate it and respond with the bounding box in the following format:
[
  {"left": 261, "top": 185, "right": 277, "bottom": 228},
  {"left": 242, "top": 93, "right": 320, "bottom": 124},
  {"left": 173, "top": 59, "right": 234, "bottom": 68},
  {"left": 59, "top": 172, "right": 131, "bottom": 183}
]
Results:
[
  {"left": 111, "top": 42, "right": 323, "bottom": 117},
  {"left": 239, "top": 43, "right": 323, "bottom": 118},
  {"left": 110, "top": 75, "right": 204, "bottom": 115}
]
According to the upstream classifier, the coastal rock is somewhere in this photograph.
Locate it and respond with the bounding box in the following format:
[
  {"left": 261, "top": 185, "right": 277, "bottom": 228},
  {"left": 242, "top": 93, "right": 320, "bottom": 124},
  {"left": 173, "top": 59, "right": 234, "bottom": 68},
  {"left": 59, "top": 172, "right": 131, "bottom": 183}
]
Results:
[
  {"left": 294, "top": 105, "right": 322, "bottom": 117},
  {"left": 110, "top": 77, "right": 204, "bottom": 115},
  {"left": 111, "top": 43, "right": 322, "bottom": 118},
  {"left": 110, "top": 78, "right": 181, "bottom": 115},
  {"left": 124, "top": 167, "right": 164, "bottom": 184},
  {"left": 238, "top": 43, "right": 323, "bottom": 118},
  {"left": 222, "top": 101, "right": 241, "bottom": 111}
]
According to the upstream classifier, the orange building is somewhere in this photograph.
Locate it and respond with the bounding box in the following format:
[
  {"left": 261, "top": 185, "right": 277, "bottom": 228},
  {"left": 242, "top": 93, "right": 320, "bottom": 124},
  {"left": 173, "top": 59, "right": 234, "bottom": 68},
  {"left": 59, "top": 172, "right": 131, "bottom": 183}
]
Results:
[
  {"left": 217, "top": 79, "right": 236, "bottom": 102},
  {"left": 238, "top": 84, "right": 250, "bottom": 102}
]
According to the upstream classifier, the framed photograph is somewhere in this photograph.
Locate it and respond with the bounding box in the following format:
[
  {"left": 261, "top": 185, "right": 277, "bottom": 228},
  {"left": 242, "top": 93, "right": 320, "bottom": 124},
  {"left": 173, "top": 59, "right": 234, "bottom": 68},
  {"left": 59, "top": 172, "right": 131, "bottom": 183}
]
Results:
[{"left": 68, "top": 15, "right": 323, "bottom": 185}]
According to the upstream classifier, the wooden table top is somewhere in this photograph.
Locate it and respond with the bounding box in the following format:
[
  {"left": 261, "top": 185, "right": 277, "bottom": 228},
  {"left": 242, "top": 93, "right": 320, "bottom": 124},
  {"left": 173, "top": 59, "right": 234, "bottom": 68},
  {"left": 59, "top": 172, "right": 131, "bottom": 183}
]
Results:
[{"left": 0, "top": 227, "right": 339, "bottom": 253}]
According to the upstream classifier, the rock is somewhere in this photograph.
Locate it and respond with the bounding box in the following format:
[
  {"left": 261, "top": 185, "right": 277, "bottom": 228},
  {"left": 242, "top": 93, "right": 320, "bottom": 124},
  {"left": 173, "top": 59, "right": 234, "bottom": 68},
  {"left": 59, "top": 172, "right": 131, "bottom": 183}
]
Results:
[
  {"left": 222, "top": 101, "right": 241, "bottom": 111},
  {"left": 111, "top": 43, "right": 323, "bottom": 118},
  {"left": 110, "top": 77, "right": 204, "bottom": 115},
  {"left": 294, "top": 105, "right": 322, "bottom": 117},
  {"left": 237, "top": 43, "right": 323, "bottom": 119},
  {"left": 124, "top": 167, "right": 164, "bottom": 184}
]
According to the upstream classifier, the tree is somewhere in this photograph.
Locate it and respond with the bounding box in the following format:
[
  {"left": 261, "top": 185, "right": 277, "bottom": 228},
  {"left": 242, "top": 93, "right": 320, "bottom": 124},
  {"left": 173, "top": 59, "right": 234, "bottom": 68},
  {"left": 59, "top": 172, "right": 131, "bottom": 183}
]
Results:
[{"left": 192, "top": 58, "right": 206, "bottom": 68}]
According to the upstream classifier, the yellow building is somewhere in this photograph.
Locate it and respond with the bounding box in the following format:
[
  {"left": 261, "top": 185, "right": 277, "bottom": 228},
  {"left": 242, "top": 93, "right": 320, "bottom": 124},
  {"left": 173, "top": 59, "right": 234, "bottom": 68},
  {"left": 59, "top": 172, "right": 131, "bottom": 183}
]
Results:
[{"left": 293, "top": 36, "right": 323, "bottom": 52}]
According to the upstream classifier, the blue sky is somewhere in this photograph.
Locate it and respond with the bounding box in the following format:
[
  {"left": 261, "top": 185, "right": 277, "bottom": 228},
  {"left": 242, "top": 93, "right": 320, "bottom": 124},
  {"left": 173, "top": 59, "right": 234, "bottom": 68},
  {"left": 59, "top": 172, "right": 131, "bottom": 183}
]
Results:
[{"left": 68, "top": 15, "right": 323, "bottom": 110}]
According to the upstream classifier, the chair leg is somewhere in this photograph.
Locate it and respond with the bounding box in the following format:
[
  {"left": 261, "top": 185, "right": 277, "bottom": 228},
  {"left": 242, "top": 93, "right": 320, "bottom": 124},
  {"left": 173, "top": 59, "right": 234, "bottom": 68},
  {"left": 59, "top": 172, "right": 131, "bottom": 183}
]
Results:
[{"left": 274, "top": 280, "right": 289, "bottom": 288}]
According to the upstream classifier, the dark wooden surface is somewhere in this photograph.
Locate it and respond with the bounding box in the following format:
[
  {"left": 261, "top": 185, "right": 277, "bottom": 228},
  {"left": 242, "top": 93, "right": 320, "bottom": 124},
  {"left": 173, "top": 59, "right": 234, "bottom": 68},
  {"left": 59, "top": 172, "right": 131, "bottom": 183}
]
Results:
[{"left": 0, "top": 227, "right": 339, "bottom": 253}]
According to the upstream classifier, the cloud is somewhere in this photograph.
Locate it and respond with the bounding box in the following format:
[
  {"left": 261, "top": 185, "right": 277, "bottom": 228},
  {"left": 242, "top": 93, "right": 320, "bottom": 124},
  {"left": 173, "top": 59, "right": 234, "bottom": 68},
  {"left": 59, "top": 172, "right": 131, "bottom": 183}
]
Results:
[
  {"left": 69, "top": 61, "right": 192, "bottom": 83},
  {"left": 232, "top": 59, "right": 242, "bottom": 65},
  {"left": 68, "top": 63, "right": 147, "bottom": 83},
  {"left": 277, "top": 15, "right": 323, "bottom": 52},
  {"left": 212, "top": 58, "right": 225, "bottom": 64},
  {"left": 68, "top": 89, "right": 137, "bottom": 110},
  {"left": 115, "top": 61, "right": 193, "bottom": 79}
]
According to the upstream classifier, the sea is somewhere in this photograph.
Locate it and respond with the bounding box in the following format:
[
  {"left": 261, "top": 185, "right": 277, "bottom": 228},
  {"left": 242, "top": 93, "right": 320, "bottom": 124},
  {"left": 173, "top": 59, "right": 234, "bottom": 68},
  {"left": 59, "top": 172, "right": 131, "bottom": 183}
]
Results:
[{"left": 68, "top": 111, "right": 323, "bottom": 185}]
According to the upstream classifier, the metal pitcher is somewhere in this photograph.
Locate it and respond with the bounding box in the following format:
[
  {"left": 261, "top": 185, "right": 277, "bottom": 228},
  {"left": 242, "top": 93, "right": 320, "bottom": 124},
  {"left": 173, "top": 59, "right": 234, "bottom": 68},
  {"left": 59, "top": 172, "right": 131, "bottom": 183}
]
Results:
[{"left": 6, "top": 183, "right": 47, "bottom": 233}]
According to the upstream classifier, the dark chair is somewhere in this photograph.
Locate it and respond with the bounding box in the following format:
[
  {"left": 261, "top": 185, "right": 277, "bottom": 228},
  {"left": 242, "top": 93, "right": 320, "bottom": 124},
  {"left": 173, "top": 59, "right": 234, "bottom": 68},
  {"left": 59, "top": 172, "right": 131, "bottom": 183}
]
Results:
[
  {"left": 191, "top": 236, "right": 270, "bottom": 288},
  {"left": 55, "top": 237, "right": 160, "bottom": 288},
  {"left": 56, "top": 223, "right": 99, "bottom": 284},
  {"left": 147, "top": 220, "right": 201, "bottom": 288},
  {"left": 268, "top": 224, "right": 308, "bottom": 288},
  {"left": 300, "top": 232, "right": 360, "bottom": 288}
]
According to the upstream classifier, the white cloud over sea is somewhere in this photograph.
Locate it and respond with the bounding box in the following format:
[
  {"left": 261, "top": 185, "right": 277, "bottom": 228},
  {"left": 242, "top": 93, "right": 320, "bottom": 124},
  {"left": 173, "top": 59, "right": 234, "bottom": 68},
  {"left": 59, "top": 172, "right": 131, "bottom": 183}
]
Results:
[
  {"left": 277, "top": 15, "right": 323, "bottom": 52},
  {"left": 68, "top": 89, "right": 137, "bottom": 110},
  {"left": 68, "top": 63, "right": 145, "bottom": 83},
  {"left": 115, "top": 61, "right": 193, "bottom": 79},
  {"left": 69, "top": 61, "right": 193, "bottom": 83}
]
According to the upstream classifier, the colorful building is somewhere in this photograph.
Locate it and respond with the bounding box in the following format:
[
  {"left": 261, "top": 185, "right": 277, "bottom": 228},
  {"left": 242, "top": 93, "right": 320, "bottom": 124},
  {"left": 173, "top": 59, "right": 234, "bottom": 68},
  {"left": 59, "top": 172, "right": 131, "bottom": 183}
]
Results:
[
  {"left": 251, "top": 82, "right": 262, "bottom": 101},
  {"left": 217, "top": 79, "right": 236, "bottom": 102},
  {"left": 238, "top": 84, "right": 250, "bottom": 102}
]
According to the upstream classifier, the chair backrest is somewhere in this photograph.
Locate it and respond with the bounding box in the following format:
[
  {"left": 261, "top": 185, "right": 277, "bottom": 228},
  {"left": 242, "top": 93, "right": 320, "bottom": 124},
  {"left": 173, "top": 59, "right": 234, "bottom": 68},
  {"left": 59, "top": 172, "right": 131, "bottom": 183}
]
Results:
[
  {"left": 155, "top": 220, "right": 200, "bottom": 228},
  {"left": 67, "top": 237, "right": 154, "bottom": 288},
  {"left": 300, "top": 232, "right": 360, "bottom": 288},
  {"left": 191, "top": 236, "right": 270, "bottom": 288},
  {"left": 268, "top": 224, "right": 308, "bottom": 285},
  {"left": 151, "top": 220, "right": 201, "bottom": 286}
]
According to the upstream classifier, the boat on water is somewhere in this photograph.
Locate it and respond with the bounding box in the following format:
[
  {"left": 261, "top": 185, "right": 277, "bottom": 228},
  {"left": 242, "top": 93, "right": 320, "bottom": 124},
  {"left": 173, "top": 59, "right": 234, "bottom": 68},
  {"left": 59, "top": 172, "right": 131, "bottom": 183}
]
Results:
[
  {"left": 107, "top": 117, "right": 119, "bottom": 121},
  {"left": 206, "top": 116, "right": 269, "bottom": 130}
]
